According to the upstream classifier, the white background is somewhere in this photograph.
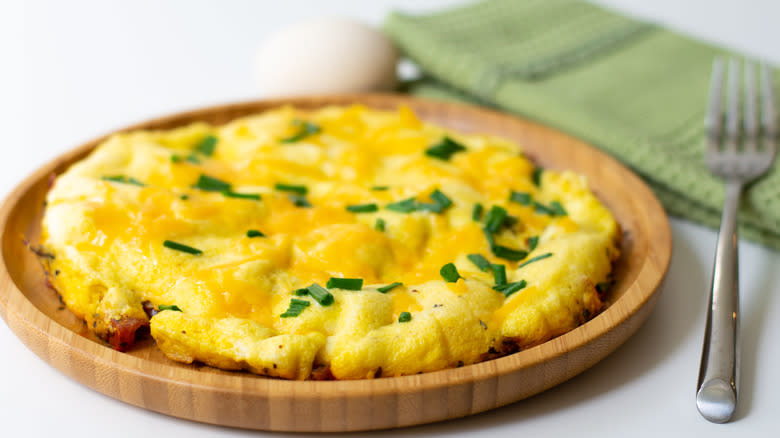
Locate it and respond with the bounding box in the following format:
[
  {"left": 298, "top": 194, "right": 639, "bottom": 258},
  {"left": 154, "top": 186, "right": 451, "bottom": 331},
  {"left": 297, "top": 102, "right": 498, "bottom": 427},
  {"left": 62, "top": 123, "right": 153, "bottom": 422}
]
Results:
[{"left": 2, "top": 1, "right": 780, "bottom": 436}]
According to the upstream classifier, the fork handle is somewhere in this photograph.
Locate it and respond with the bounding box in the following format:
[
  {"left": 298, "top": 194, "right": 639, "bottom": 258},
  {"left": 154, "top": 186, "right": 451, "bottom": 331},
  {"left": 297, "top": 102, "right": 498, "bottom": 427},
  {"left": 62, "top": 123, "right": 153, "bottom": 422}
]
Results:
[{"left": 697, "top": 180, "right": 741, "bottom": 423}]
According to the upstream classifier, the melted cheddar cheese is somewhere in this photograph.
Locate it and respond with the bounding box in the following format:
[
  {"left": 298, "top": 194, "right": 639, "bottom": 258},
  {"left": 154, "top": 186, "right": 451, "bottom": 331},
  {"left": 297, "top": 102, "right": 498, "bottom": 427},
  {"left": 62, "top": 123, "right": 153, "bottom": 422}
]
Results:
[{"left": 40, "top": 105, "right": 620, "bottom": 380}]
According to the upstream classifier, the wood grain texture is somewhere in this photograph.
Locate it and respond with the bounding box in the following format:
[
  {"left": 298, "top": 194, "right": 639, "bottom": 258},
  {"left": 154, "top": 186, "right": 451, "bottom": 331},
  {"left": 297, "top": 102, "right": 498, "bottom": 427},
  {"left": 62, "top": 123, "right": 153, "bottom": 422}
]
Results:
[{"left": 0, "top": 94, "right": 672, "bottom": 432}]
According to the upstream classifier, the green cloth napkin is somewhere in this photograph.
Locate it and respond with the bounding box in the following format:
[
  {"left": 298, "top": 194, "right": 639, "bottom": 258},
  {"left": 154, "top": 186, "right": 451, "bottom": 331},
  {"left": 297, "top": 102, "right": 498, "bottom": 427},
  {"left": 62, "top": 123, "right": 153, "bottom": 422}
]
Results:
[{"left": 384, "top": 0, "right": 780, "bottom": 249}]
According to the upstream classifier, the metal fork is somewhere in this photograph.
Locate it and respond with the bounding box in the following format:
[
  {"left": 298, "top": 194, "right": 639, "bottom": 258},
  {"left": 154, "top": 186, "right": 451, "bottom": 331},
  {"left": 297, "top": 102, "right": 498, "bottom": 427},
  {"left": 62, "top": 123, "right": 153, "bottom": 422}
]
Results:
[{"left": 697, "top": 58, "right": 777, "bottom": 423}]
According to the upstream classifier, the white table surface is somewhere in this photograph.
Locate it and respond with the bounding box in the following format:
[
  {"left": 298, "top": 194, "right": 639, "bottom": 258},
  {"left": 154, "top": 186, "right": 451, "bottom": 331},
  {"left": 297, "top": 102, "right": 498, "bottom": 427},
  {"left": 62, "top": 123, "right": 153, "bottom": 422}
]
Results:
[{"left": 3, "top": 0, "right": 780, "bottom": 436}]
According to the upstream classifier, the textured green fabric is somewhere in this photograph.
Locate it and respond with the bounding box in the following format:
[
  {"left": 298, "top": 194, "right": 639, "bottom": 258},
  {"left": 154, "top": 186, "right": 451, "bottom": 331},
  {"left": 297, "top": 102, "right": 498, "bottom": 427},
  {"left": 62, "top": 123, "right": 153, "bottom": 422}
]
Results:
[{"left": 384, "top": 0, "right": 780, "bottom": 249}]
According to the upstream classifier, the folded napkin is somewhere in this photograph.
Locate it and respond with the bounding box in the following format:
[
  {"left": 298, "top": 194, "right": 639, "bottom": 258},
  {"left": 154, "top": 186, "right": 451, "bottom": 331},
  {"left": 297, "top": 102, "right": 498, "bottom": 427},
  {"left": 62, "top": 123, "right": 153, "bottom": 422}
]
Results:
[{"left": 384, "top": 0, "right": 780, "bottom": 249}]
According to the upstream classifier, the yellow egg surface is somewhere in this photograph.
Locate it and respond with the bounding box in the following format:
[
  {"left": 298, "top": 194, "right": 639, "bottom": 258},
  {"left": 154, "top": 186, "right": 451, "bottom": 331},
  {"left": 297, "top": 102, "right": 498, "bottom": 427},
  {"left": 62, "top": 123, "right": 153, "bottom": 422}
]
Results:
[{"left": 40, "top": 105, "right": 620, "bottom": 380}]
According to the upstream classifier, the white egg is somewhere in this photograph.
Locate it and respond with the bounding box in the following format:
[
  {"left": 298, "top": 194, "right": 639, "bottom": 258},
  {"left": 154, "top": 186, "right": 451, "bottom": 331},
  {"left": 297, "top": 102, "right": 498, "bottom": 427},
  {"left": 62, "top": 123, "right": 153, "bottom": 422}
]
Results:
[{"left": 254, "top": 18, "right": 399, "bottom": 97}]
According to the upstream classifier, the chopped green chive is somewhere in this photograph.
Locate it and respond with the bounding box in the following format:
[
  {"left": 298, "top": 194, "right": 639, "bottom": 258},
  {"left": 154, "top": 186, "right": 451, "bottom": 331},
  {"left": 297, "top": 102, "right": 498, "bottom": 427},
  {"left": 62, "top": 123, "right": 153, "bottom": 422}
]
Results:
[
  {"left": 527, "top": 236, "right": 539, "bottom": 251},
  {"left": 467, "top": 254, "right": 491, "bottom": 272},
  {"left": 223, "top": 191, "right": 261, "bottom": 200},
  {"left": 491, "top": 264, "right": 507, "bottom": 286},
  {"left": 440, "top": 263, "right": 461, "bottom": 283},
  {"left": 509, "top": 191, "right": 532, "bottom": 205},
  {"left": 273, "top": 182, "right": 310, "bottom": 206},
  {"left": 534, "top": 200, "right": 567, "bottom": 216},
  {"left": 425, "top": 136, "right": 467, "bottom": 161},
  {"left": 377, "top": 282, "right": 402, "bottom": 293},
  {"left": 398, "top": 311, "right": 412, "bottom": 323},
  {"left": 280, "top": 120, "right": 321, "bottom": 143},
  {"left": 371, "top": 186, "right": 389, "bottom": 191},
  {"left": 429, "top": 190, "right": 452, "bottom": 209},
  {"left": 549, "top": 201, "right": 567, "bottom": 216},
  {"left": 193, "top": 174, "right": 231, "bottom": 192},
  {"left": 491, "top": 245, "right": 527, "bottom": 262},
  {"left": 483, "top": 206, "right": 508, "bottom": 233},
  {"left": 102, "top": 175, "right": 145, "bottom": 187},
  {"left": 508, "top": 191, "right": 562, "bottom": 217},
  {"left": 294, "top": 288, "right": 309, "bottom": 296},
  {"left": 518, "top": 252, "right": 553, "bottom": 269},
  {"left": 346, "top": 203, "right": 378, "bottom": 213},
  {"left": 163, "top": 240, "right": 203, "bottom": 255},
  {"left": 186, "top": 154, "right": 201, "bottom": 164},
  {"left": 534, "top": 201, "right": 554, "bottom": 215},
  {"left": 288, "top": 194, "right": 311, "bottom": 208},
  {"left": 305, "top": 283, "right": 334, "bottom": 306},
  {"left": 483, "top": 228, "right": 496, "bottom": 247},
  {"left": 326, "top": 277, "right": 363, "bottom": 290},
  {"left": 472, "top": 203, "right": 484, "bottom": 221},
  {"left": 374, "top": 218, "right": 386, "bottom": 232},
  {"left": 158, "top": 304, "right": 182, "bottom": 312},
  {"left": 194, "top": 135, "right": 218, "bottom": 156},
  {"left": 596, "top": 282, "right": 611, "bottom": 294},
  {"left": 493, "top": 280, "right": 527, "bottom": 297},
  {"left": 482, "top": 209, "right": 527, "bottom": 261},
  {"left": 274, "top": 183, "right": 308, "bottom": 195},
  {"left": 171, "top": 155, "right": 182, "bottom": 163},
  {"left": 385, "top": 197, "right": 417, "bottom": 213},
  {"left": 180, "top": 194, "right": 189, "bottom": 201},
  {"left": 532, "top": 168, "right": 543, "bottom": 186},
  {"left": 385, "top": 190, "right": 453, "bottom": 214},
  {"left": 246, "top": 229, "right": 265, "bottom": 238},
  {"left": 280, "top": 298, "right": 310, "bottom": 317}
]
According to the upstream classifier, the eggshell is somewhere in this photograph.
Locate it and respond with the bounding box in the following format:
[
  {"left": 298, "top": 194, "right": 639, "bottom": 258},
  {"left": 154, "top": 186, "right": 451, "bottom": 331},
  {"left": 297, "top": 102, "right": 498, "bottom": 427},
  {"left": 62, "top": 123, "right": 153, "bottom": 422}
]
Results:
[{"left": 254, "top": 18, "right": 399, "bottom": 96}]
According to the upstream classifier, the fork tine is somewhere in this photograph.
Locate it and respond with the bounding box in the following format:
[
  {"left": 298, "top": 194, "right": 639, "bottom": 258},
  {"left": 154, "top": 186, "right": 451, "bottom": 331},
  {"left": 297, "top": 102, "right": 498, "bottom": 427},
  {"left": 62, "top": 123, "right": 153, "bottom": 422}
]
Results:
[
  {"left": 743, "top": 61, "right": 758, "bottom": 152},
  {"left": 705, "top": 58, "right": 726, "bottom": 154},
  {"left": 725, "top": 59, "right": 741, "bottom": 152},
  {"left": 760, "top": 63, "right": 777, "bottom": 154}
]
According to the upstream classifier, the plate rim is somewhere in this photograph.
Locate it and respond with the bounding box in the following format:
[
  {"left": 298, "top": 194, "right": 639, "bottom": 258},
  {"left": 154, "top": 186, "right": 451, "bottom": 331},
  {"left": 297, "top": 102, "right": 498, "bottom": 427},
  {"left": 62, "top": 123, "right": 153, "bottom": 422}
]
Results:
[{"left": 0, "top": 93, "right": 672, "bottom": 430}]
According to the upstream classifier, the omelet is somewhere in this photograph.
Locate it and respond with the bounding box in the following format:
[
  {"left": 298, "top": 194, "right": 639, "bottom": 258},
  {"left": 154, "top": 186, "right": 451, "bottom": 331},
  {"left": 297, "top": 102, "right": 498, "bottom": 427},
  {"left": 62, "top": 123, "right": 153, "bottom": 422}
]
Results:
[{"left": 39, "top": 105, "right": 620, "bottom": 380}]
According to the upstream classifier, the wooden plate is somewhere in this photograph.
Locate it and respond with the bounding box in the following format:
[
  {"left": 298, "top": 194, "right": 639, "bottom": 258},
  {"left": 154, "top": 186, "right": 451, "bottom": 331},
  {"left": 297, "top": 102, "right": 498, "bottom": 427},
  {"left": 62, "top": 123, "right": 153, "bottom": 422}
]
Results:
[{"left": 0, "top": 94, "right": 671, "bottom": 432}]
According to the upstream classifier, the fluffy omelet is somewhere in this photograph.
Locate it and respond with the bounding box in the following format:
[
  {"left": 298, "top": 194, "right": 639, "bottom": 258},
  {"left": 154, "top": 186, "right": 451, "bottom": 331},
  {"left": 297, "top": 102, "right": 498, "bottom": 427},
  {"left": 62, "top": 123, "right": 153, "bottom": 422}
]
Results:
[{"left": 39, "top": 105, "right": 620, "bottom": 380}]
